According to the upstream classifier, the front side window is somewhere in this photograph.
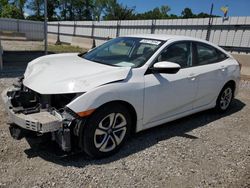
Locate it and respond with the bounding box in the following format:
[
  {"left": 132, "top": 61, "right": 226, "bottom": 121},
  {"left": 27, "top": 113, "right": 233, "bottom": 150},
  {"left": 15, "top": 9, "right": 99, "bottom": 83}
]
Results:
[
  {"left": 83, "top": 37, "right": 164, "bottom": 68},
  {"left": 195, "top": 42, "right": 228, "bottom": 65},
  {"left": 156, "top": 42, "right": 192, "bottom": 68}
]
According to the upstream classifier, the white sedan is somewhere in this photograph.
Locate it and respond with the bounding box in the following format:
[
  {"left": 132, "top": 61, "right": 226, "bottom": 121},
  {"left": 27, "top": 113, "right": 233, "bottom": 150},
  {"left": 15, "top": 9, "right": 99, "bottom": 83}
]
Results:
[{"left": 2, "top": 34, "right": 240, "bottom": 158}]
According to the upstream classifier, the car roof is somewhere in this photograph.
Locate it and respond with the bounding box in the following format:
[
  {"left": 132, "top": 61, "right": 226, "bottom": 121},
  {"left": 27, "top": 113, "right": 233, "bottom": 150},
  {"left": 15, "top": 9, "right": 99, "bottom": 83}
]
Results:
[
  {"left": 124, "top": 34, "right": 206, "bottom": 42},
  {"left": 123, "top": 34, "right": 231, "bottom": 57}
]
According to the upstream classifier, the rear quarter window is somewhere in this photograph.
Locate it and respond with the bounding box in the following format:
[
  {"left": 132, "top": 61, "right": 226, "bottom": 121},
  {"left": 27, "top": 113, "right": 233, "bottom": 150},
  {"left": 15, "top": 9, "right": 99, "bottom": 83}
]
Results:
[{"left": 195, "top": 42, "right": 228, "bottom": 65}]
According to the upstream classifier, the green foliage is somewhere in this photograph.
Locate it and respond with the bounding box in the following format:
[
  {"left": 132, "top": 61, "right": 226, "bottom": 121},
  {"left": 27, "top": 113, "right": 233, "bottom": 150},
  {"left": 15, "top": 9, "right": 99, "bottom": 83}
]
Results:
[
  {"left": 10, "top": 0, "right": 26, "bottom": 19},
  {"left": 134, "top": 6, "right": 171, "bottom": 19},
  {"left": 26, "top": 14, "right": 44, "bottom": 21},
  {"left": 181, "top": 8, "right": 195, "bottom": 18},
  {"left": 47, "top": 0, "right": 60, "bottom": 20},
  {"left": 103, "top": 0, "right": 135, "bottom": 20},
  {"left": 0, "top": 0, "right": 9, "bottom": 14},
  {"left": 92, "top": 0, "right": 106, "bottom": 21},
  {"left": 1, "top": 4, "right": 23, "bottom": 19},
  {"left": 26, "top": 0, "right": 43, "bottom": 19},
  {"left": 48, "top": 44, "right": 86, "bottom": 53},
  {"left": 0, "top": 0, "right": 219, "bottom": 21},
  {"left": 58, "top": 0, "right": 93, "bottom": 21},
  {"left": 181, "top": 7, "right": 218, "bottom": 19}
]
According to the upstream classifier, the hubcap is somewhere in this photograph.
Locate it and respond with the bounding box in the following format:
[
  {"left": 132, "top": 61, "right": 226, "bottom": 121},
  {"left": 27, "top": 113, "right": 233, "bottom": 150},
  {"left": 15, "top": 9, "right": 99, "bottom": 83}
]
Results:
[
  {"left": 220, "top": 87, "right": 233, "bottom": 110},
  {"left": 94, "top": 113, "right": 127, "bottom": 152}
]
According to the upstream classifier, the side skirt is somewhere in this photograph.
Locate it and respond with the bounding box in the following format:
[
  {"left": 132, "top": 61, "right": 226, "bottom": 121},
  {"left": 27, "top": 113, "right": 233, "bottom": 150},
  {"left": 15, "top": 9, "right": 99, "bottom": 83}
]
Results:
[{"left": 137, "top": 102, "right": 216, "bottom": 132}]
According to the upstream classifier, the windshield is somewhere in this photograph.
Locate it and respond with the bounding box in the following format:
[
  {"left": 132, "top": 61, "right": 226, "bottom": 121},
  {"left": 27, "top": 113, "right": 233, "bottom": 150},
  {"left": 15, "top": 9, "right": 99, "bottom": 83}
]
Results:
[{"left": 82, "top": 37, "right": 164, "bottom": 68}]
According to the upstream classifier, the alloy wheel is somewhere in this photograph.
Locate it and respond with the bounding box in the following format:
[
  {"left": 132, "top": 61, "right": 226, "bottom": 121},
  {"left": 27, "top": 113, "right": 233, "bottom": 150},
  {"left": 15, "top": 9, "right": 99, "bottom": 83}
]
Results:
[
  {"left": 220, "top": 87, "right": 233, "bottom": 110},
  {"left": 94, "top": 113, "right": 127, "bottom": 152}
]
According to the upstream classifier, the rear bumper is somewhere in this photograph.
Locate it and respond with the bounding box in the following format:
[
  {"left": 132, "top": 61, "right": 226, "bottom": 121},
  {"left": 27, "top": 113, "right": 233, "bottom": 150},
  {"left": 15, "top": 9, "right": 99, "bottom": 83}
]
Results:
[{"left": 1, "top": 88, "right": 63, "bottom": 133}]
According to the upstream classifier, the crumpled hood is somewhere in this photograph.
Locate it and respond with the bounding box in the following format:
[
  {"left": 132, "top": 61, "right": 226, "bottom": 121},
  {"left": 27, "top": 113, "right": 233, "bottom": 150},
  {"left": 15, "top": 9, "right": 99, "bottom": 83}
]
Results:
[{"left": 23, "top": 53, "right": 131, "bottom": 94}]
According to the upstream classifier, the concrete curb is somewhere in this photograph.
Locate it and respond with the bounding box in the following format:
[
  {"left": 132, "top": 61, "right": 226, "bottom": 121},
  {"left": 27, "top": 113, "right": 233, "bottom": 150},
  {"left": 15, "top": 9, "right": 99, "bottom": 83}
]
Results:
[{"left": 241, "top": 75, "right": 250, "bottom": 81}]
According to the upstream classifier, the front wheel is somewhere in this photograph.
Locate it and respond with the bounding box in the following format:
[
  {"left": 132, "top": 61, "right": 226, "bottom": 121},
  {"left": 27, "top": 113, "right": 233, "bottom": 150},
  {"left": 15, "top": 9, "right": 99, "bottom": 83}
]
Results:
[
  {"left": 215, "top": 84, "right": 234, "bottom": 112},
  {"left": 82, "top": 104, "right": 131, "bottom": 158}
]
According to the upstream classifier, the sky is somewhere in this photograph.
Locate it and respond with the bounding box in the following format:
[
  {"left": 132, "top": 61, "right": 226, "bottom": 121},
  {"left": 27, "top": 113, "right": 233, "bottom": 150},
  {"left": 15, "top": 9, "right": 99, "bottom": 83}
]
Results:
[{"left": 118, "top": 0, "right": 250, "bottom": 17}]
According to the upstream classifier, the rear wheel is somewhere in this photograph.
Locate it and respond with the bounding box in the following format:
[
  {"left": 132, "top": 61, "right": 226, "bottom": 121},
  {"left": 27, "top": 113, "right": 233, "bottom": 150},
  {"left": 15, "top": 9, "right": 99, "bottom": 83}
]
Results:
[
  {"left": 83, "top": 104, "right": 131, "bottom": 158},
  {"left": 215, "top": 84, "right": 234, "bottom": 112}
]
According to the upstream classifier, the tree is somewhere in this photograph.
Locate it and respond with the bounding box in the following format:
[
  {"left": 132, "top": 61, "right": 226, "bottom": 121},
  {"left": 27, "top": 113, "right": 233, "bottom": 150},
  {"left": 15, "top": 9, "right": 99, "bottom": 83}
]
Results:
[
  {"left": 133, "top": 5, "right": 171, "bottom": 20},
  {"left": 160, "top": 5, "right": 171, "bottom": 16},
  {"left": 0, "top": 0, "right": 8, "bottom": 14},
  {"left": 26, "top": 0, "right": 44, "bottom": 20},
  {"left": 103, "top": 0, "right": 135, "bottom": 20},
  {"left": 26, "top": 0, "right": 59, "bottom": 21},
  {"left": 92, "top": 0, "right": 106, "bottom": 21},
  {"left": 169, "top": 14, "right": 178, "bottom": 19},
  {"left": 47, "top": 0, "right": 59, "bottom": 20},
  {"left": 1, "top": 4, "right": 23, "bottom": 19},
  {"left": 72, "top": 0, "right": 92, "bottom": 20},
  {"left": 58, "top": 0, "right": 94, "bottom": 21},
  {"left": 181, "top": 7, "right": 195, "bottom": 18},
  {"left": 10, "top": 0, "right": 26, "bottom": 19},
  {"left": 197, "top": 12, "right": 210, "bottom": 18},
  {"left": 181, "top": 7, "right": 219, "bottom": 19},
  {"left": 58, "top": 0, "right": 68, "bottom": 20}
]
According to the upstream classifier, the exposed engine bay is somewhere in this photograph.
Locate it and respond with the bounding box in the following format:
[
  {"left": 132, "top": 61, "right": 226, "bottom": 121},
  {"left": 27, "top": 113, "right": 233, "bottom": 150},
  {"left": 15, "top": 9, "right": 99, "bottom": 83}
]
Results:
[
  {"left": 5, "top": 77, "right": 85, "bottom": 154},
  {"left": 9, "top": 77, "right": 76, "bottom": 113}
]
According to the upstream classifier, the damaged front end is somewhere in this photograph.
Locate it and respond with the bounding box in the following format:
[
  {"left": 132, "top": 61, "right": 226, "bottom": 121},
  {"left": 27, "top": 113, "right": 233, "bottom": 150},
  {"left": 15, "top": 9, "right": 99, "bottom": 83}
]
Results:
[{"left": 1, "top": 77, "right": 84, "bottom": 153}]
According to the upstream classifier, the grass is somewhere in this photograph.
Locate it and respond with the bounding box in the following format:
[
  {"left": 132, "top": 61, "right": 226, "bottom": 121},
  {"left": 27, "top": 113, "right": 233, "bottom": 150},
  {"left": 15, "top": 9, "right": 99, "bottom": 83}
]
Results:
[{"left": 47, "top": 44, "right": 87, "bottom": 53}]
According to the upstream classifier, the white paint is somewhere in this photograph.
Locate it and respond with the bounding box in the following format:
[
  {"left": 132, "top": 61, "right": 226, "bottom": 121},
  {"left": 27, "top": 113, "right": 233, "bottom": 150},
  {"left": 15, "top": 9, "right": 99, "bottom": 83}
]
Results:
[
  {"left": 21, "top": 35, "right": 240, "bottom": 133},
  {"left": 23, "top": 53, "right": 131, "bottom": 94}
]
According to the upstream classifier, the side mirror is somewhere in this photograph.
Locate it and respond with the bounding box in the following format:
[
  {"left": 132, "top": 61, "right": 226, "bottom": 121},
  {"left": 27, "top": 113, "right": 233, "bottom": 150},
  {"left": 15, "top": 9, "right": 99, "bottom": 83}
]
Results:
[{"left": 152, "top": 61, "right": 181, "bottom": 74}]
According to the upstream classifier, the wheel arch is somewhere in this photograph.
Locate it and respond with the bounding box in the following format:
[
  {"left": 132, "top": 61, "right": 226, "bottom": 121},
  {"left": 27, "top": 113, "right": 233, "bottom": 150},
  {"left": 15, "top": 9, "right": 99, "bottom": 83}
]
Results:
[
  {"left": 223, "top": 80, "right": 236, "bottom": 97},
  {"left": 93, "top": 100, "right": 138, "bottom": 134}
]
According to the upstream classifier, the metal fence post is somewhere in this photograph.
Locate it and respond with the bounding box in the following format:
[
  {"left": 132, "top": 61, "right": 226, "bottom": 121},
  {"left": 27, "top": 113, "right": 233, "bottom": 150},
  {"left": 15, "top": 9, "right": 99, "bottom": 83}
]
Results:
[
  {"left": 91, "top": 21, "right": 96, "bottom": 48},
  {"left": 206, "top": 3, "right": 214, "bottom": 41},
  {"left": 17, "top": 19, "right": 20, "bottom": 32},
  {"left": 151, "top": 19, "right": 156, "bottom": 34},
  {"left": 91, "top": 21, "right": 95, "bottom": 38},
  {"left": 56, "top": 22, "right": 61, "bottom": 45},
  {"left": 0, "top": 39, "right": 3, "bottom": 70},
  {"left": 116, "top": 20, "right": 121, "bottom": 37},
  {"left": 44, "top": 0, "right": 48, "bottom": 54},
  {"left": 73, "top": 21, "right": 76, "bottom": 36}
]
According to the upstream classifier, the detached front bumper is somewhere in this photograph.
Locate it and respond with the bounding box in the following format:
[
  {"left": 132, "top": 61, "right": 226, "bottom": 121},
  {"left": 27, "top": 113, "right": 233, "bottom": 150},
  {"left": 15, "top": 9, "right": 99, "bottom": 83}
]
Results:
[{"left": 1, "top": 88, "right": 63, "bottom": 133}]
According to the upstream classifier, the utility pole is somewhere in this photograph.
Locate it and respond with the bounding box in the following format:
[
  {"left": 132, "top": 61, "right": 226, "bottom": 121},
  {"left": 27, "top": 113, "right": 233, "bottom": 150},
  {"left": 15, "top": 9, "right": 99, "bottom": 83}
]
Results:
[
  {"left": 44, "top": 0, "right": 48, "bottom": 55},
  {"left": 206, "top": 3, "right": 214, "bottom": 41},
  {"left": 0, "top": 39, "right": 3, "bottom": 70}
]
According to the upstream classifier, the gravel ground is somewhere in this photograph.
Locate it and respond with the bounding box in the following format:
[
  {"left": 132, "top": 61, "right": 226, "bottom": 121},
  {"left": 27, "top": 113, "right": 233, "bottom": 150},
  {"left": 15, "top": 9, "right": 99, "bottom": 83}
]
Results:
[{"left": 0, "top": 77, "right": 250, "bottom": 188}]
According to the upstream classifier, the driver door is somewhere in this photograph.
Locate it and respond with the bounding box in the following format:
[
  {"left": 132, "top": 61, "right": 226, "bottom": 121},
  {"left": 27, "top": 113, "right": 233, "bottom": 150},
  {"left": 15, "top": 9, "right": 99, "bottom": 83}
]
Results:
[{"left": 143, "top": 41, "right": 198, "bottom": 125}]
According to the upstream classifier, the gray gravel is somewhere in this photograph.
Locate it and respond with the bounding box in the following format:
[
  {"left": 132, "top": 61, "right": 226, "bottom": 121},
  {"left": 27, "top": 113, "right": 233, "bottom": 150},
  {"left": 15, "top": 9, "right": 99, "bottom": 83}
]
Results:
[{"left": 0, "top": 77, "right": 250, "bottom": 188}]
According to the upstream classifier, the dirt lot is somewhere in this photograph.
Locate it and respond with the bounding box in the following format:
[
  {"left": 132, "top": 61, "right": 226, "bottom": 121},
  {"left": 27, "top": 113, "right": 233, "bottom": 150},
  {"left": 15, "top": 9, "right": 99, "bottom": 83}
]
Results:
[
  {"left": 0, "top": 77, "right": 250, "bottom": 188},
  {"left": 1, "top": 40, "right": 84, "bottom": 53}
]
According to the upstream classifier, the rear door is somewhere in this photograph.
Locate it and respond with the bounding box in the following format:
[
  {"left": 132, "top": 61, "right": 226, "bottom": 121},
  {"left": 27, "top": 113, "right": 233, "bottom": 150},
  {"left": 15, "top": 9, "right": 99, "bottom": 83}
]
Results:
[{"left": 191, "top": 42, "right": 228, "bottom": 109}]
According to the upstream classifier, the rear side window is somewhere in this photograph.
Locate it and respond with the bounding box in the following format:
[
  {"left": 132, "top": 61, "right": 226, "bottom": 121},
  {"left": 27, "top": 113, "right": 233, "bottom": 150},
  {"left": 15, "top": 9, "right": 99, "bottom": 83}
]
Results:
[{"left": 195, "top": 42, "right": 227, "bottom": 65}]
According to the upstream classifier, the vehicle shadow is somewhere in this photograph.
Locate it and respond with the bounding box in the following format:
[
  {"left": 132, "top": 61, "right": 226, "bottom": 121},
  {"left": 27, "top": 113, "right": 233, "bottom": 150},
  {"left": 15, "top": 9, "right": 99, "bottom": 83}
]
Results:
[{"left": 24, "top": 99, "right": 245, "bottom": 167}]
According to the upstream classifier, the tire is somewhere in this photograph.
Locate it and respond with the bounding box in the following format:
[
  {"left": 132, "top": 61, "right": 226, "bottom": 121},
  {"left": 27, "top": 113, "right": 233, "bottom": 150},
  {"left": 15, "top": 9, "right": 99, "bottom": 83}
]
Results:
[
  {"left": 215, "top": 84, "right": 234, "bottom": 112},
  {"left": 82, "top": 103, "right": 132, "bottom": 158}
]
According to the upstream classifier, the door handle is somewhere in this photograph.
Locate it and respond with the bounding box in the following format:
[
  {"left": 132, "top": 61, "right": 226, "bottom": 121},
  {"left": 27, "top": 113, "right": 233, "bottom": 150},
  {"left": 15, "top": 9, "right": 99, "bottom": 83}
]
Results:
[
  {"left": 188, "top": 73, "right": 197, "bottom": 81},
  {"left": 220, "top": 65, "right": 226, "bottom": 72}
]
